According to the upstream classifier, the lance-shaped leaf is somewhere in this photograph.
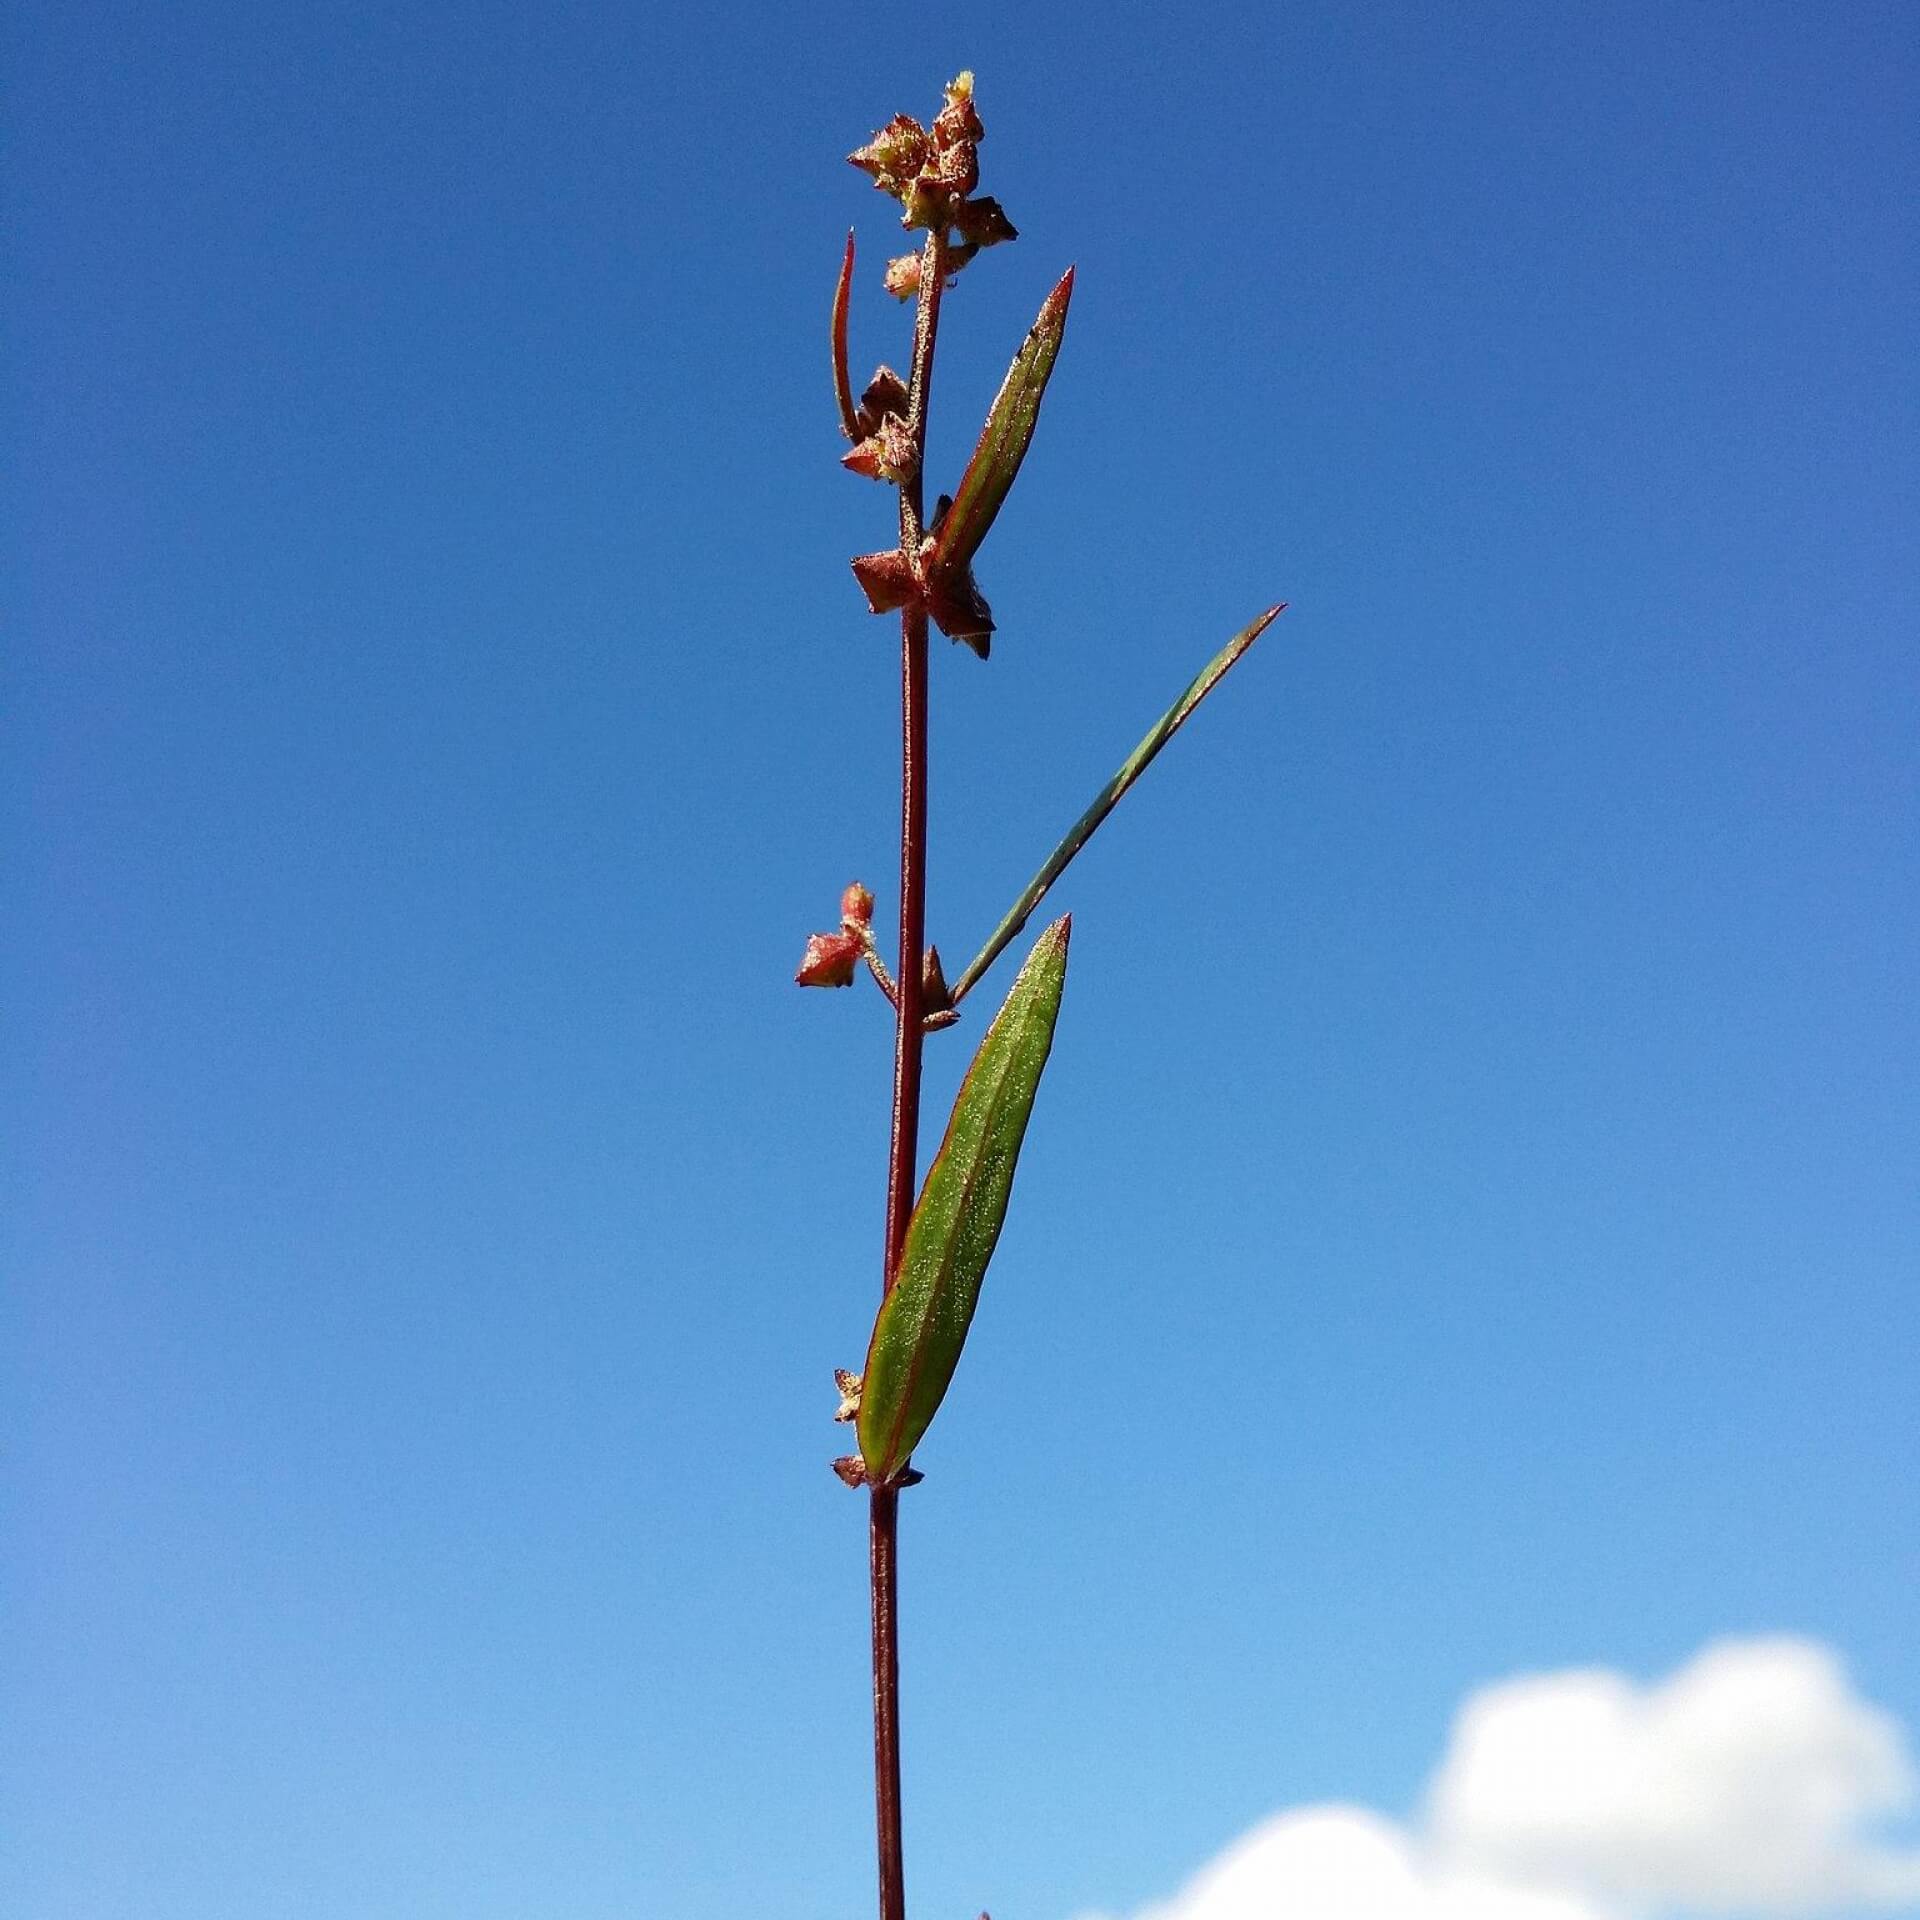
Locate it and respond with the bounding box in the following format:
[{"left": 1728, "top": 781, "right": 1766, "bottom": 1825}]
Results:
[
  {"left": 950, "top": 604, "right": 1285, "bottom": 1005},
  {"left": 858, "top": 917, "right": 1072, "bottom": 1485},
  {"left": 920, "top": 267, "right": 1075, "bottom": 652},
  {"left": 831, "top": 229, "right": 858, "bottom": 440}
]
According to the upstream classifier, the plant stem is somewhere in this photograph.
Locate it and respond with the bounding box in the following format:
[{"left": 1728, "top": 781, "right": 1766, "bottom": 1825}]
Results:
[
  {"left": 870, "top": 226, "right": 946, "bottom": 1920},
  {"left": 883, "top": 598, "right": 932, "bottom": 1276},
  {"left": 868, "top": 1484, "right": 905, "bottom": 1920}
]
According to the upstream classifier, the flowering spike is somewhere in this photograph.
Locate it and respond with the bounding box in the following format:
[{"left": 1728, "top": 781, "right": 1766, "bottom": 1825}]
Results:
[
  {"left": 821, "top": 79, "right": 1286, "bottom": 1920},
  {"left": 846, "top": 76, "right": 1009, "bottom": 240}
]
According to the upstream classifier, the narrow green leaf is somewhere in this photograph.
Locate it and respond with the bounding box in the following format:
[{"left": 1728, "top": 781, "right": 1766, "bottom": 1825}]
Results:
[
  {"left": 858, "top": 918, "right": 1072, "bottom": 1485},
  {"left": 950, "top": 604, "right": 1285, "bottom": 1006},
  {"left": 927, "top": 267, "right": 1074, "bottom": 580}
]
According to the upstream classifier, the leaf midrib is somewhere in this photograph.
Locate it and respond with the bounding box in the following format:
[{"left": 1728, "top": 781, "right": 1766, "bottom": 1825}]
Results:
[{"left": 871, "top": 1014, "right": 1034, "bottom": 1478}]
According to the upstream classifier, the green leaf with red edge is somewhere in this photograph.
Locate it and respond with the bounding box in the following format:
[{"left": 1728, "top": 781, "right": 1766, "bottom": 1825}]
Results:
[
  {"left": 922, "top": 268, "right": 1075, "bottom": 632},
  {"left": 857, "top": 917, "right": 1072, "bottom": 1486},
  {"left": 949, "top": 604, "right": 1285, "bottom": 1005}
]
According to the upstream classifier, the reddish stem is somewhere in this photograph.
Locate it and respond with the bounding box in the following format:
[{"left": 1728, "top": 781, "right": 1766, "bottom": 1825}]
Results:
[
  {"left": 883, "top": 603, "right": 931, "bottom": 1272},
  {"left": 869, "top": 1484, "right": 905, "bottom": 1920},
  {"left": 870, "top": 226, "right": 946, "bottom": 1920}
]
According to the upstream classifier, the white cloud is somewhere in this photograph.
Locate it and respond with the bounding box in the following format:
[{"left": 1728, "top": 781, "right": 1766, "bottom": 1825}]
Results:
[
  {"left": 1115, "top": 1807, "right": 1609, "bottom": 1920},
  {"left": 1078, "top": 1638, "right": 1920, "bottom": 1920},
  {"left": 1428, "top": 1637, "right": 1920, "bottom": 1913}
]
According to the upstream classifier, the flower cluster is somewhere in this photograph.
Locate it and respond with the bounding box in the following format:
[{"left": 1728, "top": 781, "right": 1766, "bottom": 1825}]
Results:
[
  {"left": 795, "top": 883, "right": 878, "bottom": 989},
  {"left": 849, "top": 521, "right": 994, "bottom": 657},
  {"left": 847, "top": 72, "right": 1018, "bottom": 293},
  {"left": 840, "top": 367, "right": 915, "bottom": 484},
  {"left": 794, "top": 881, "right": 958, "bottom": 1028}
]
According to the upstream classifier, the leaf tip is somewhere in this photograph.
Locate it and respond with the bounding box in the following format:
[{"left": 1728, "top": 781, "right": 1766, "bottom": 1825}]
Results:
[{"left": 1232, "top": 601, "right": 1286, "bottom": 653}]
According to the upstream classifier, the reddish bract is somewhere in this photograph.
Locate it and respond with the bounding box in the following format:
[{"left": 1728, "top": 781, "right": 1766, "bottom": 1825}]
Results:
[{"left": 795, "top": 930, "right": 862, "bottom": 988}]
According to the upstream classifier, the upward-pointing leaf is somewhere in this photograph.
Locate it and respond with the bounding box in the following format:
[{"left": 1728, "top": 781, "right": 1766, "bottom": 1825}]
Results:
[
  {"left": 920, "top": 268, "right": 1075, "bottom": 652},
  {"left": 950, "top": 603, "right": 1285, "bottom": 1005},
  {"left": 858, "top": 917, "right": 1072, "bottom": 1486},
  {"left": 830, "top": 228, "right": 858, "bottom": 440},
  {"left": 938, "top": 266, "right": 1072, "bottom": 569}
]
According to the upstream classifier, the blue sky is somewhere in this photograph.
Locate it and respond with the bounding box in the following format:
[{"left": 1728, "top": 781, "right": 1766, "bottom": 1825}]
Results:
[{"left": 7, "top": 2, "right": 1916, "bottom": 1917}]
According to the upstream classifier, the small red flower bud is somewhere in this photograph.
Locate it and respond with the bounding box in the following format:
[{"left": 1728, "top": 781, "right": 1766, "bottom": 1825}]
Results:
[
  {"left": 841, "top": 413, "right": 917, "bottom": 484},
  {"left": 833, "top": 1368, "right": 863, "bottom": 1422},
  {"left": 841, "top": 884, "right": 875, "bottom": 928},
  {"left": 951, "top": 196, "right": 1017, "bottom": 251},
  {"left": 899, "top": 174, "right": 947, "bottom": 231},
  {"left": 921, "top": 944, "right": 951, "bottom": 1010},
  {"left": 883, "top": 253, "right": 922, "bottom": 301},
  {"left": 923, "top": 137, "right": 979, "bottom": 201},
  {"left": 796, "top": 929, "right": 862, "bottom": 988},
  {"left": 854, "top": 367, "right": 911, "bottom": 436},
  {"left": 935, "top": 71, "right": 982, "bottom": 140},
  {"left": 847, "top": 114, "right": 929, "bottom": 195}
]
